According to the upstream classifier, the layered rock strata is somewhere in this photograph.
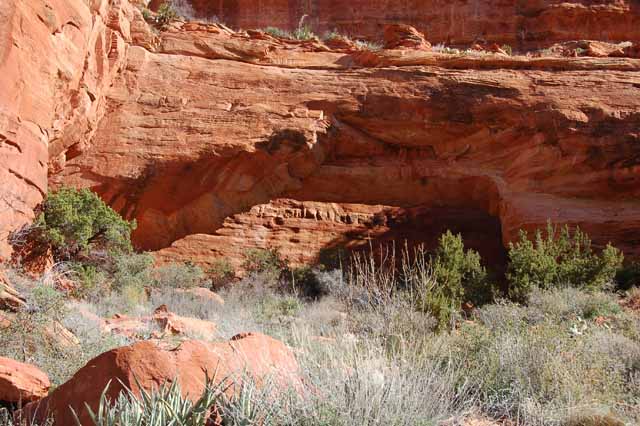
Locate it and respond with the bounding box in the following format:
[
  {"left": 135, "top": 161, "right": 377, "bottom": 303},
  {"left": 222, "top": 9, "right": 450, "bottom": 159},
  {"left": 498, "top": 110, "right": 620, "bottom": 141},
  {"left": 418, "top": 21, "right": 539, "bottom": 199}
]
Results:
[
  {"left": 0, "top": 0, "right": 154, "bottom": 257},
  {"left": 54, "top": 22, "right": 640, "bottom": 265},
  {"left": 1, "top": 1, "right": 639, "bottom": 269}
]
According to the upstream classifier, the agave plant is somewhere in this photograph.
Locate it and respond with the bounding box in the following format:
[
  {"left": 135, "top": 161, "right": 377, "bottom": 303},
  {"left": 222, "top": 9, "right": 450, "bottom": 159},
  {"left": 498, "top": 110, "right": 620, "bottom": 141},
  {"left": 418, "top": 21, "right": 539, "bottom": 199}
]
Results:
[
  {"left": 216, "top": 378, "right": 283, "bottom": 426},
  {"left": 0, "top": 408, "right": 53, "bottom": 426}
]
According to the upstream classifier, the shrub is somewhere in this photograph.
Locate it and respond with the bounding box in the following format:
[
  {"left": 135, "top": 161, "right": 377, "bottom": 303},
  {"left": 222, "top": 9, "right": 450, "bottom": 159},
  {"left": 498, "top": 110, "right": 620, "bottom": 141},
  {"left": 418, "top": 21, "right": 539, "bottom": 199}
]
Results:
[
  {"left": 313, "top": 269, "right": 347, "bottom": 298},
  {"left": 263, "top": 23, "right": 315, "bottom": 41},
  {"left": 149, "top": 289, "right": 216, "bottom": 321},
  {"left": 289, "top": 267, "right": 327, "bottom": 299},
  {"left": 0, "top": 283, "right": 65, "bottom": 352},
  {"left": 0, "top": 281, "right": 122, "bottom": 385},
  {"left": 120, "top": 284, "right": 149, "bottom": 313},
  {"left": 564, "top": 414, "right": 625, "bottom": 426},
  {"left": 259, "top": 294, "right": 301, "bottom": 320},
  {"left": 57, "top": 281, "right": 640, "bottom": 425},
  {"left": 263, "top": 27, "right": 291, "bottom": 38},
  {"left": 242, "top": 248, "right": 285, "bottom": 276},
  {"left": 501, "top": 44, "right": 513, "bottom": 55},
  {"left": 109, "top": 251, "right": 154, "bottom": 292},
  {"left": 322, "top": 29, "right": 343, "bottom": 41},
  {"left": 293, "top": 14, "right": 315, "bottom": 41},
  {"left": 141, "top": 8, "right": 152, "bottom": 22},
  {"left": 292, "top": 25, "right": 315, "bottom": 41},
  {"left": 346, "top": 247, "right": 398, "bottom": 309},
  {"left": 506, "top": 223, "right": 623, "bottom": 302},
  {"left": 344, "top": 235, "right": 493, "bottom": 329},
  {"left": 412, "top": 232, "right": 493, "bottom": 328},
  {"left": 169, "top": 0, "right": 198, "bottom": 21},
  {"left": 625, "top": 287, "right": 640, "bottom": 311},
  {"left": 207, "top": 259, "right": 235, "bottom": 289},
  {"left": 527, "top": 287, "right": 622, "bottom": 322},
  {"left": 616, "top": 261, "right": 640, "bottom": 291},
  {"left": 155, "top": 2, "right": 177, "bottom": 27},
  {"left": 34, "top": 187, "right": 135, "bottom": 259},
  {"left": 354, "top": 40, "right": 383, "bottom": 51},
  {"left": 89, "top": 287, "right": 150, "bottom": 318},
  {"left": 431, "top": 231, "right": 493, "bottom": 305},
  {"left": 287, "top": 331, "right": 474, "bottom": 426},
  {"left": 70, "top": 263, "right": 109, "bottom": 299},
  {"left": 153, "top": 262, "right": 206, "bottom": 289},
  {"left": 454, "top": 296, "right": 640, "bottom": 423},
  {"left": 432, "top": 43, "right": 461, "bottom": 55},
  {"left": 0, "top": 284, "right": 68, "bottom": 361}
]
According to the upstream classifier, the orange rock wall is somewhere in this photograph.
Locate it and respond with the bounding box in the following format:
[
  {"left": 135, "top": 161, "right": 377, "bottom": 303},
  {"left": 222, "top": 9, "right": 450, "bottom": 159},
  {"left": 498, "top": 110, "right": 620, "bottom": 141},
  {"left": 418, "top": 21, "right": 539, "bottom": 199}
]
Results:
[
  {"left": 169, "top": 0, "right": 640, "bottom": 48},
  {"left": 2, "top": 0, "right": 640, "bottom": 269},
  {"left": 51, "top": 24, "right": 640, "bottom": 265},
  {"left": 0, "top": 0, "right": 148, "bottom": 257}
]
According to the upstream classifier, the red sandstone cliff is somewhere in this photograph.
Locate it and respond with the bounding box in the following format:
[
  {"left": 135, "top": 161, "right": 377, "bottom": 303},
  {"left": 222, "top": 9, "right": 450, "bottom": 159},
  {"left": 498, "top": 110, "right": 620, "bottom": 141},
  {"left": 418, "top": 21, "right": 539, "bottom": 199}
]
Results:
[
  {"left": 151, "top": 0, "right": 640, "bottom": 49},
  {"left": 1, "top": 0, "right": 639, "bottom": 268},
  {"left": 0, "top": 0, "right": 154, "bottom": 257}
]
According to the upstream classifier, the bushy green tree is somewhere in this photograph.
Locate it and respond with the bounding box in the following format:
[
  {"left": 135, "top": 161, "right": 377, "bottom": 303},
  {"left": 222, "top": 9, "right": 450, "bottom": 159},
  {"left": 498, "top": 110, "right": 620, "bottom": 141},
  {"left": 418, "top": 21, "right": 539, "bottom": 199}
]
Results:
[
  {"left": 432, "top": 231, "right": 493, "bottom": 305},
  {"left": 506, "top": 223, "right": 623, "bottom": 303},
  {"left": 416, "top": 231, "right": 494, "bottom": 328},
  {"left": 36, "top": 187, "right": 135, "bottom": 259}
]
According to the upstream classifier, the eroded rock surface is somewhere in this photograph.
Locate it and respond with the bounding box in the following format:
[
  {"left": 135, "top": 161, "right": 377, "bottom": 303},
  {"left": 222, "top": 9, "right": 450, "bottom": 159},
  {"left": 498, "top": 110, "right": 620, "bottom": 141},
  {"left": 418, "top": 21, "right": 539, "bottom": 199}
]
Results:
[
  {"left": 52, "top": 23, "right": 640, "bottom": 265},
  {"left": 156, "top": 199, "right": 508, "bottom": 269},
  {"left": 2, "top": 0, "right": 640, "bottom": 269},
  {"left": 0, "top": 0, "right": 147, "bottom": 258}
]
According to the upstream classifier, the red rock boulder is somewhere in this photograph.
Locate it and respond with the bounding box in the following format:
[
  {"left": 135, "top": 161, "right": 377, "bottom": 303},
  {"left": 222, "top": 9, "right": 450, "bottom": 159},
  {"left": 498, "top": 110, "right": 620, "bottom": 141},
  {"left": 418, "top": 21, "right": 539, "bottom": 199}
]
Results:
[
  {"left": 383, "top": 24, "right": 430, "bottom": 50},
  {"left": 26, "top": 333, "right": 302, "bottom": 425},
  {"left": 0, "top": 357, "right": 50, "bottom": 403},
  {"left": 103, "top": 304, "right": 218, "bottom": 339},
  {"left": 324, "top": 35, "right": 357, "bottom": 51}
]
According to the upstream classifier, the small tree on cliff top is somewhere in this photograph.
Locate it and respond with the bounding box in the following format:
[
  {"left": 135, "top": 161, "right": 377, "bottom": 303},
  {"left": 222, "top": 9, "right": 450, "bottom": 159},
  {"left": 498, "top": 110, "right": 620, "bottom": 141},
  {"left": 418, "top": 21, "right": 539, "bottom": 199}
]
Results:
[{"left": 34, "top": 187, "right": 135, "bottom": 259}]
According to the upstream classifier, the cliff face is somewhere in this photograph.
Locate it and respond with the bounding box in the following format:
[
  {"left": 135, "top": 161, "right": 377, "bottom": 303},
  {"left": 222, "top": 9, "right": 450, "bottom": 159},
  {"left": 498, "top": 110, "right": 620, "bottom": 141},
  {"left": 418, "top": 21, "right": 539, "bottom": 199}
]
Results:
[
  {"left": 0, "top": 0, "right": 145, "bottom": 257},
  {"left": 1, "top": 0, "right": 640, "bottom": 268},
  {"left": 152, "top": 0, "right": 640, "bottom": 48}
]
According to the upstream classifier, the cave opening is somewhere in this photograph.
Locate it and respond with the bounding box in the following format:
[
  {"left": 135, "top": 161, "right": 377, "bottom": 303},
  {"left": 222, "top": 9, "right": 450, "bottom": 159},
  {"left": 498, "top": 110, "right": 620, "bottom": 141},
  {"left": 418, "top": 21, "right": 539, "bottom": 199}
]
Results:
[
  {"left": 152, "top": 196, "right": 509, "bottom": 281},
  {"left": 324, "top": 204, "right": 509, "bottom": 273}
]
